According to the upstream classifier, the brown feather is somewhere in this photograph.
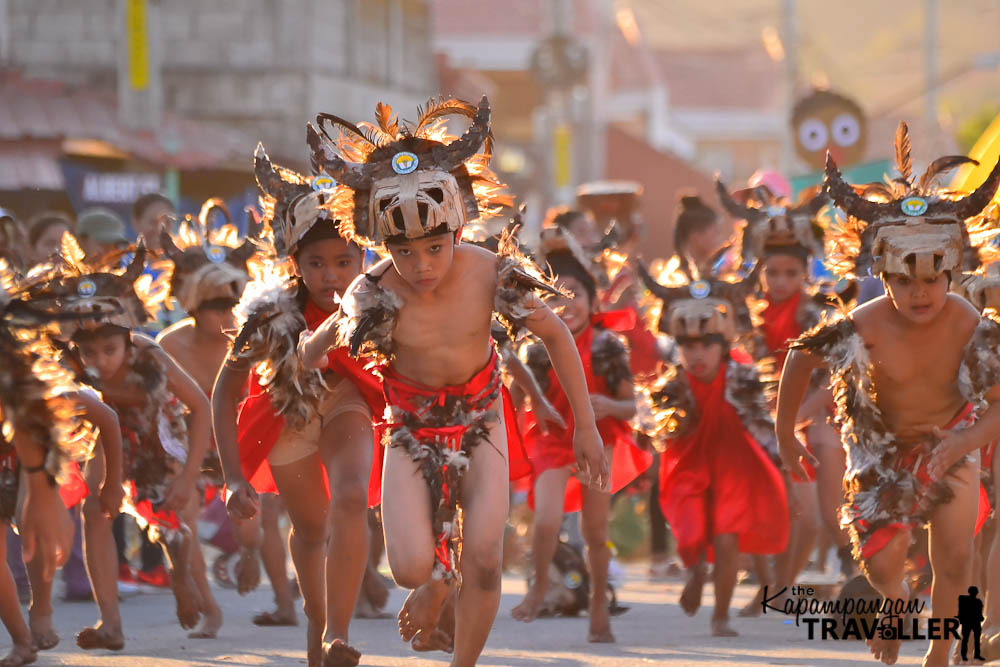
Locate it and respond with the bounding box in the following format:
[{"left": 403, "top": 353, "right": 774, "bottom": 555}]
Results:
[{"left": 894, "top": 121, "right": 912, "bottom": 184}]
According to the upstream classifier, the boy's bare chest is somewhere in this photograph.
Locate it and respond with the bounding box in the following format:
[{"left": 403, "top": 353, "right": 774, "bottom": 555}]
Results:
[
  {"left": 867, "top": 331, "right": 962, "bottom": 387},
  {"left": 390, "top": 277, "right": 495, "bottom": 347}
]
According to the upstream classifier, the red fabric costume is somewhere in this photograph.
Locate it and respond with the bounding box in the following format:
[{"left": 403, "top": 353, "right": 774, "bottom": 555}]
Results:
[
  {"left": 379, "top": 347, "right": 530, "bottom": 578},
  {"left": 236, "top": 299, "right": 385, "bottom": 502},
  {"left": 658, "top": 363, "right": 789, "bottom": 567},
  {"left": 761, "top": 291, "right": 802, "bottom": 371},
  {"left": 523, "top": 323, "right": 652, "bottom": 512}
]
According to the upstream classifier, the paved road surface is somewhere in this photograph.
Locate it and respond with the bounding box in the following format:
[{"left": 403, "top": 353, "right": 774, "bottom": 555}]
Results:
[{"left": 27, "top": 563, "right": 934, "bottom": 666}]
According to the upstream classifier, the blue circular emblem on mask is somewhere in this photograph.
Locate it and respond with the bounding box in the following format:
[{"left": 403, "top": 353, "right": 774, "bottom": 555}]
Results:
[
  {"left": 77, "top": 279, "right": 97, "bottom": 297},
  {"left": 690, "top": 280, "right": 711, "bottom": 299},
  {"left": 311, "top": 174, "right": 337, "bottom": 192},
  {"left": 205, "top": 245, "right": 226, "bottom": 264},
  {"left": 391, "top": 152, "right": 419, "bottom": 175},
  {"left": 900, "top": 196, "right": 929, "bottom": 217}
]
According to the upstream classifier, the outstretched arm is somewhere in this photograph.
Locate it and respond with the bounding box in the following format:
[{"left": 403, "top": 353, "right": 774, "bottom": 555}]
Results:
[
  {"left": 776, "top": 349, "right": 822, "bottom": 480},
  {"left": 522, "top": 299, "right": 609, "bottom": 490}
]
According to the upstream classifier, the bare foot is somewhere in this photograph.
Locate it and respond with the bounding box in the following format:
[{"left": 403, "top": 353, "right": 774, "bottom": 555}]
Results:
[
  {"left": 867, "top": 634, "right": 902, "bottom": 665},
  {"left": 188, "top": 604, "right": 222, "bottom": 639},
  {"left": 76, "top": 624, "right": 124, "bottom": 651},
  {"left": 511, "top": 586, "right": 546, "bottom": 622},
  {"left": 171, "top": 572, "right": 203, "bottom": 630},
  {"left": 0, "top": 643, "right": 36, "bottom": 667},
  {"left": 587, "top": 595, "right": 615, "bottom": 643},
  {"left": 711, "top": 616, "right": 739, "bottom": 637},
  {"left": 679, "top": 565, "right": 706, "bottom": 617},
  {"left": 737, "top": 586, "right": 766, "bottom": 618},
  {"left": 412, "top": 590, "right": 456, "bottom": 653},
  {"left": 322, "top": 637, "right": 361, "bottom": 667},
  {"left": 235, "top": 547, "right": 261, "bottom": 596},
  {"left": 28, "top": 611, "right": 58, "bottom": 650},
  {"left": 253, "top": 607, "right": 298, "bottom": 626},
  {"left": 397, "top": 581, "right": 449, "bottom": 642}
]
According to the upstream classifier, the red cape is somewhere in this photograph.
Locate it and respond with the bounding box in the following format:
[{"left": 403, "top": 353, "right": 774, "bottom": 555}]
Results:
[
  {"left": 236, "top": 299, "right": 385, "bottom": 504},
  {"left": 523, "top": 323, "right": 652, "bottom": 512},
  {"left": 659, "top": 363, "right": 789, "bottom": 567}
]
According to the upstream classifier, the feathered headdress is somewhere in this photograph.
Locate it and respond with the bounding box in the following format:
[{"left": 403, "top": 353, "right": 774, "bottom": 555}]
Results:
[
  {"left": 306, "top": 96, "right": 512, "bottom": 245},
  {"left": 824, "top": 121, "right": 1000, "bottom": 279},
  {"left": 253, "top": 144, "right": 345, "bottom": 259},
  {"left": 20, "top": 234, "right": 159, "bottom": 338},
  {"left": 636, "top": 259, "right": 759, "bottom": 340},
  {"left": 0, "top": 260, "right": 97, "bottom": 479},
  {"left": 716, "top": 178, "right": 827, "bottom": 264},
  {"left": 158, "top": 198, "right": 255, "bottom": 313}
]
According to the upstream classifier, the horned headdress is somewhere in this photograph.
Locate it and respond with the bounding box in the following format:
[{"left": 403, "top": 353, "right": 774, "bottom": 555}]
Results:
[
  {"left": 158, "top": 198, "right": 255, "bottom": 313},
  {"left": 716, "top": 178, "right": 827, "bottom": 265},
  {"left": 824, "top": 121, "right": 1000, "bottom": 279},
  {"left": 254, "top": 144, "right": 345, "bottom": 259},
  {"left": 21, "top": 234, "right": 159, "bottom": 339},
  {"left": 306, "top": 95, "right": 512, "bottom": 246},
  {"left": 636, "top": 260, "right": 759, "bottom": 340}
]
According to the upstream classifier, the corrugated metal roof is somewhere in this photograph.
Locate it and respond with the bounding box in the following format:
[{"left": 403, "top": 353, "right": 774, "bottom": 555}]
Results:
[{"left": 0, "top": 70, "right": 254, "bottom": 190}]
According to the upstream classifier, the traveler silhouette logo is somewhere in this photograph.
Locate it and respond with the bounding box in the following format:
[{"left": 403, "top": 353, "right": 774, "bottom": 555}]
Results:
[{"left": 958, "top": 586, "right": 985, "bottom": 662}]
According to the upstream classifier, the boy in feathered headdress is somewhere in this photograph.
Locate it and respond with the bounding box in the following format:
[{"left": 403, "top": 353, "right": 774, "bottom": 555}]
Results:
[
  {"left": 777, "top": 123, "right": 1000, "bottom": 666},
  {"left": 24, "top": 237, "right": 213, "bottom": 652},
  {"left": 637, "top": 259, "right": 788, "bottom": 637},
  {"left": 511, "top": 227, "right": 651, "bottom": 642},
  {"left": 213, "top": 146, "right": 387, "bottom": 667},
  {"left": 0, "top": 261, "right": 121, "bottom": 666},
  {"left": 298, "top": 96, "right": 607, "bottom": 666}
]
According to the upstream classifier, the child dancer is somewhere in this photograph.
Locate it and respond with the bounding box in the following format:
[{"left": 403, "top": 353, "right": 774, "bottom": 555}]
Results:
[
  {"left": 778, "top": 123, "right": 1000, "bottom": 665},
  {"left": 28, "top": 239, "right": 212, "bottom": 650},
  {"left": 637, "top": 261, "right": 789, "bottom": 636},
  {"left": 300, "top": 96, "right": 608, "bottom": 666},
  {"left": 512, "top": 228, "right": 651, "bottom": 642},
  {"left": 214, "top": 146, "right": 383, "bottom": 667}
]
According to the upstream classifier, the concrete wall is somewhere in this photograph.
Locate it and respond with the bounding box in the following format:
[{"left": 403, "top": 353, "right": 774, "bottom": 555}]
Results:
[{"left": 2, "top": 0, "right": 437, "bottom": 163}]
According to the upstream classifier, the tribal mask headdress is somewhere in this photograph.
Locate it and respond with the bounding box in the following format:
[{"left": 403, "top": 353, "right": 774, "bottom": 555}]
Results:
[
  {"left": 636, "top": 259, "right": 759, "bottom": 340},
  {"left": 254, "top": 144, "right": 345, "bottom": 260},
  {"left": 159, "top": 198, "right": 255, "bottom": 313},
  {"left": 21, "top": 234, "right": 157, "bottom": 339},
  {"left": 825, "top": 121, "right": 1000, "bottom": 280},
  {"left": 306, "top": 95, "right": 512, "bottom": 246},
  {"left": 716, "top": 178, "right": 827, "bottom": 265}
]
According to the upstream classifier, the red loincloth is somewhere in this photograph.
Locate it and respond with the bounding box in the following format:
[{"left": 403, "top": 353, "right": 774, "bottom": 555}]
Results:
[
  {"left": 236, "top": 299, "right": 385, "bottom": 503},
  {"left": 761, "top": 291, "right": 802, "bottom": 372},
  {"left": 658, "top": 363, "right": 789, "bottom": 567},
  {"left": 523, "top": 324, "right": 653, "bottom": 513},
  {"left": 380, "top": 347, "right": 528, "bottom": 578},
  {"left": 856, "top": 403, "right": 991, "bottom": 560}
]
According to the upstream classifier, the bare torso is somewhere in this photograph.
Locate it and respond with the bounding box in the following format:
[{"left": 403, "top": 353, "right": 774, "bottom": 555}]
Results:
[
  {"left": 368, "top": 244, "right": 497, "bottom": 387},
  {"left": 157, "top": 320, "right": 230, "bottom": 397},
  {"left": 852, "top": 294, "right": 979, "bottom": 439}
]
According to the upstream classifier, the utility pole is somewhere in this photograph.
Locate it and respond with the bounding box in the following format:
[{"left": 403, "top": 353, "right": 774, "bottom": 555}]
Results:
[{"left": 780, "top": 0, "right": 798, "bottom": 176}]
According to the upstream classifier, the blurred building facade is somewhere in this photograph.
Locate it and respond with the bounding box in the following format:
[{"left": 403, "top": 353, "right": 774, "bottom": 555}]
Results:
[{"left": 2, "top": 0, "right": 436, "bottom": 165}]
